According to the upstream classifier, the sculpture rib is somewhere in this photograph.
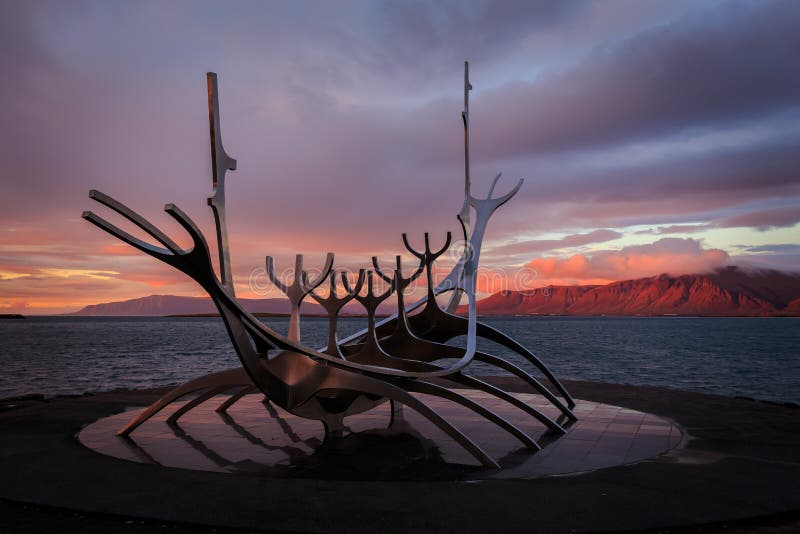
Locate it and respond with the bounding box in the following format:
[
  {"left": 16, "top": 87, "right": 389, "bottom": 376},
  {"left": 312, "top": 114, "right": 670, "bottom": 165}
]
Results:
[
  {"left": 399, "top": 380, "right": 540, "bottom": 450},
  {"left": 475, "top": 322, "right": 576, "bottom": 409},
  {"left": 216, "top": 385, "right": 257, "bottom": 413},
  {"left": 117, "top": 367, "right": 250, "bottom": 436},
  {"left": 473, "top": 353, "right": 576, "bottom": 420},
  {"left": 445, "top": 373, "right": 565, "bottom": 434},
  {"left": 167, "top": 385, "right": 234, "bottom": 424}
]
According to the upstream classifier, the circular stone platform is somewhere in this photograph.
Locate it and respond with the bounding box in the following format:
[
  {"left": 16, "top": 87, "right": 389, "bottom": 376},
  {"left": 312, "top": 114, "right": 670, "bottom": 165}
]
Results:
[{"left": 79, "top": 390, "right": 681, "bottom": 480}]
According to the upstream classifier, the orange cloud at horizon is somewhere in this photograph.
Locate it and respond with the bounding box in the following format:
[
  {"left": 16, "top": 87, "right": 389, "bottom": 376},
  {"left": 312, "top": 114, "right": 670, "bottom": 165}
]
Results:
[{"left": 523, "top": 238, "right": 730, "bottom": 287}]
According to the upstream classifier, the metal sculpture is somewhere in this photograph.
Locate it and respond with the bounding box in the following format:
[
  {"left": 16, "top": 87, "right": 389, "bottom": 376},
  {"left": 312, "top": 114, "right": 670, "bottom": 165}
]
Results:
[
  {"left": 266, "top": 253, "right": 334, "bottom": 342},
  {"left": 82, "top": 63, "right": 577, "bottom": 468},
  {"left": 308, "top": 269, "right": 365, "bottom": 357}
]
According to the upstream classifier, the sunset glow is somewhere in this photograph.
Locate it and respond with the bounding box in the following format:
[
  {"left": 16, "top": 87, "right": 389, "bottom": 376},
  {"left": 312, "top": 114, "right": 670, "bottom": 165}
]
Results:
[{"left": 1, "top": 1, "right": 799, "bottom": 314}]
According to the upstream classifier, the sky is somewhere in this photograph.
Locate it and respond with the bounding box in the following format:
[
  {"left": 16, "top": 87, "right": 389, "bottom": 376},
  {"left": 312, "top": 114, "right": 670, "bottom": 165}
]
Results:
[{"left": 1, "top": 0, "right": 799, "bottom": 314}]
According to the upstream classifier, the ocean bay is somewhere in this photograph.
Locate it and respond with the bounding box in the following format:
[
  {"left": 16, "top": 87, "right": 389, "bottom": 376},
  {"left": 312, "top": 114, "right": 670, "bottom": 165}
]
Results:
[{"left": 1, "top": 316, "right": 797, "bottom": 404}]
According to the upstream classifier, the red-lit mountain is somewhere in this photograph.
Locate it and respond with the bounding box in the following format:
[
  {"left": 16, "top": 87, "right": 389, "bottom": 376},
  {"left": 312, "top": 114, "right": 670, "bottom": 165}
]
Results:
[{"left": 459, "top": 267, "right": 800, "bottom": 317}]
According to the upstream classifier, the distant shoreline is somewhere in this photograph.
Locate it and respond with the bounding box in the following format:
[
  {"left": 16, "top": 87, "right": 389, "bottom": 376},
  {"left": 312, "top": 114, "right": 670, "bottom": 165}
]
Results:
[
  {"left": 164, "top": 313, "right": 799, "bottom": 318},
  {"left": 16, "top": 313, "right": 800, "bottom": 318},
  {"left": 165, "top": 312, "right": 386, "bottom": 318}
]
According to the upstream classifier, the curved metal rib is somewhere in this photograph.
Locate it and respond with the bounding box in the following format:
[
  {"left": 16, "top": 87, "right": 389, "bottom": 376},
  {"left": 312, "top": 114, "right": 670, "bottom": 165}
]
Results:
[
  {"left": 215, "top": 384, "right": 257, "bottom": 413},
  {"left": 87, "top": 190, "right": 181, "bottom": 253},
  {"left": 475, "top": 322, "right": 576, "bottom": 409},
  {"left": 403, "top": 306, "right": 576, "bottom": 410},
  {"left": 167, "top": 385, "right": 234, "bottom": 424},
  {"left": 473, "top": 352, "right": 576, "bottom": 421},
  {"left": 400, "top": 380, "right": 539, "bottom": 450},
  {"left": 377, "top": 330, "right": 568, "bottom": 430},
  {"left": 82, "top": 211, "right": 175, "bottom": 260},
  {"left": 446, "top": 373, "right": 565, "bottom": 434},
  {"left": 116, "top": 367, "right": 251, "bottom": 436}
]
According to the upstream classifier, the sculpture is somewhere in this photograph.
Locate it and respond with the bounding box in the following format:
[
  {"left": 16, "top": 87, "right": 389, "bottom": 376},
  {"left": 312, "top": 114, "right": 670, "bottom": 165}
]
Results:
[{"left": 82, "top": 63, "right": 577, "bottom": 468}]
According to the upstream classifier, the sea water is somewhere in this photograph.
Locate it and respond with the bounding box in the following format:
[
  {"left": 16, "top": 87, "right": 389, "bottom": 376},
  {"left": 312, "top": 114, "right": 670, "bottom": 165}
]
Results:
[{"left": 0, "top": 316, "right": 797, "bottom": 404}]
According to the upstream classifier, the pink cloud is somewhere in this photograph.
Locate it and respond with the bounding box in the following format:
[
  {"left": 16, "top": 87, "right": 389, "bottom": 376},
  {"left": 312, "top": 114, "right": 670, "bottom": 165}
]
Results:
[
  {"left": 0, "top": 300, "right": 29, "bottom": 314},
  {"left": 524, "top": 238, "right": 730, "bottom": 285}
]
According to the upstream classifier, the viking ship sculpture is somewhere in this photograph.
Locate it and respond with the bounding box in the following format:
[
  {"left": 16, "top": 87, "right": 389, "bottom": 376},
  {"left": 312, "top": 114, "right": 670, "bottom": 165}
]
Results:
[{"left": 82, "top": 64, "right": 577, "bottom": 468}]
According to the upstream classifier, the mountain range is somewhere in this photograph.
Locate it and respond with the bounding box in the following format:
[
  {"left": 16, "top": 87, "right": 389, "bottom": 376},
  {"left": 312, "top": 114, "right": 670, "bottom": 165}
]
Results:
[
  {"left": 68, "top": 267, "right": 800, "bottom": 317},
  {"left": 69, "top": 295, "right": 378, "bottom": 316},
  {"left": 456, "top": 267, "right": 800, "bottom": 317}
]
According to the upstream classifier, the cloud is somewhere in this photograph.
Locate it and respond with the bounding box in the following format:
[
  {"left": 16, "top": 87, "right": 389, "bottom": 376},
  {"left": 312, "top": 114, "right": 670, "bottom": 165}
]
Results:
[
  {"left": 652, "top": 225, "right": 709, "bottom": 235},
  {"left": 633, "top": 205, "right": 800, "bottom": 236},
  {"left": 731, "top": 243, "right": 800, "bottom": 273},
  {"left": 0, "top": 300, "right": 29, "bottom": 314},
  {"left": 499, "top": 127, "right": 800, "bottom": 233},
  {"left": 637, "top": 205, "right": 800, "bottom": 236},
  {"left": 471, "top": 0, "right": 800, "bottom": 160},
  {"left": 487, "top": 229, "right": 622, "bottom": 256},
  {"left": 739, "top": 244, "right": 800, "bottom": 254},
  {"left": 363, "top": 1, "right": 585, "bottom": 77},
  {"left": 715, "top": 206, "right": 800, "bottom": 231},
  {"left": 525, "top": 237, "right": 729, "bottom": 285}
]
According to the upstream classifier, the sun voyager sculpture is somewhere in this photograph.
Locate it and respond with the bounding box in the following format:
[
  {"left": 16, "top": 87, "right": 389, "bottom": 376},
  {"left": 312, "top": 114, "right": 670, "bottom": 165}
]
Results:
[{"left": 82, "top": 63, "right": 577, "bottom": 468}]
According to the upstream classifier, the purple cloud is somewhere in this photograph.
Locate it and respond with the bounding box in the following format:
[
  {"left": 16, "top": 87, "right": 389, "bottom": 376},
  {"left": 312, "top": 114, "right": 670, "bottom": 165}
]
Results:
[{"left": 488, "top": 229, "right": 622, "bottom": 256}]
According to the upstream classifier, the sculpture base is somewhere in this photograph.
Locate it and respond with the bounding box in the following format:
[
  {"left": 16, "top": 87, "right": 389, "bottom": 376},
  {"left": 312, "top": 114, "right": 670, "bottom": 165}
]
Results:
[{"left": 78, "top": 389, "right": 680, "bottom": 480}]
